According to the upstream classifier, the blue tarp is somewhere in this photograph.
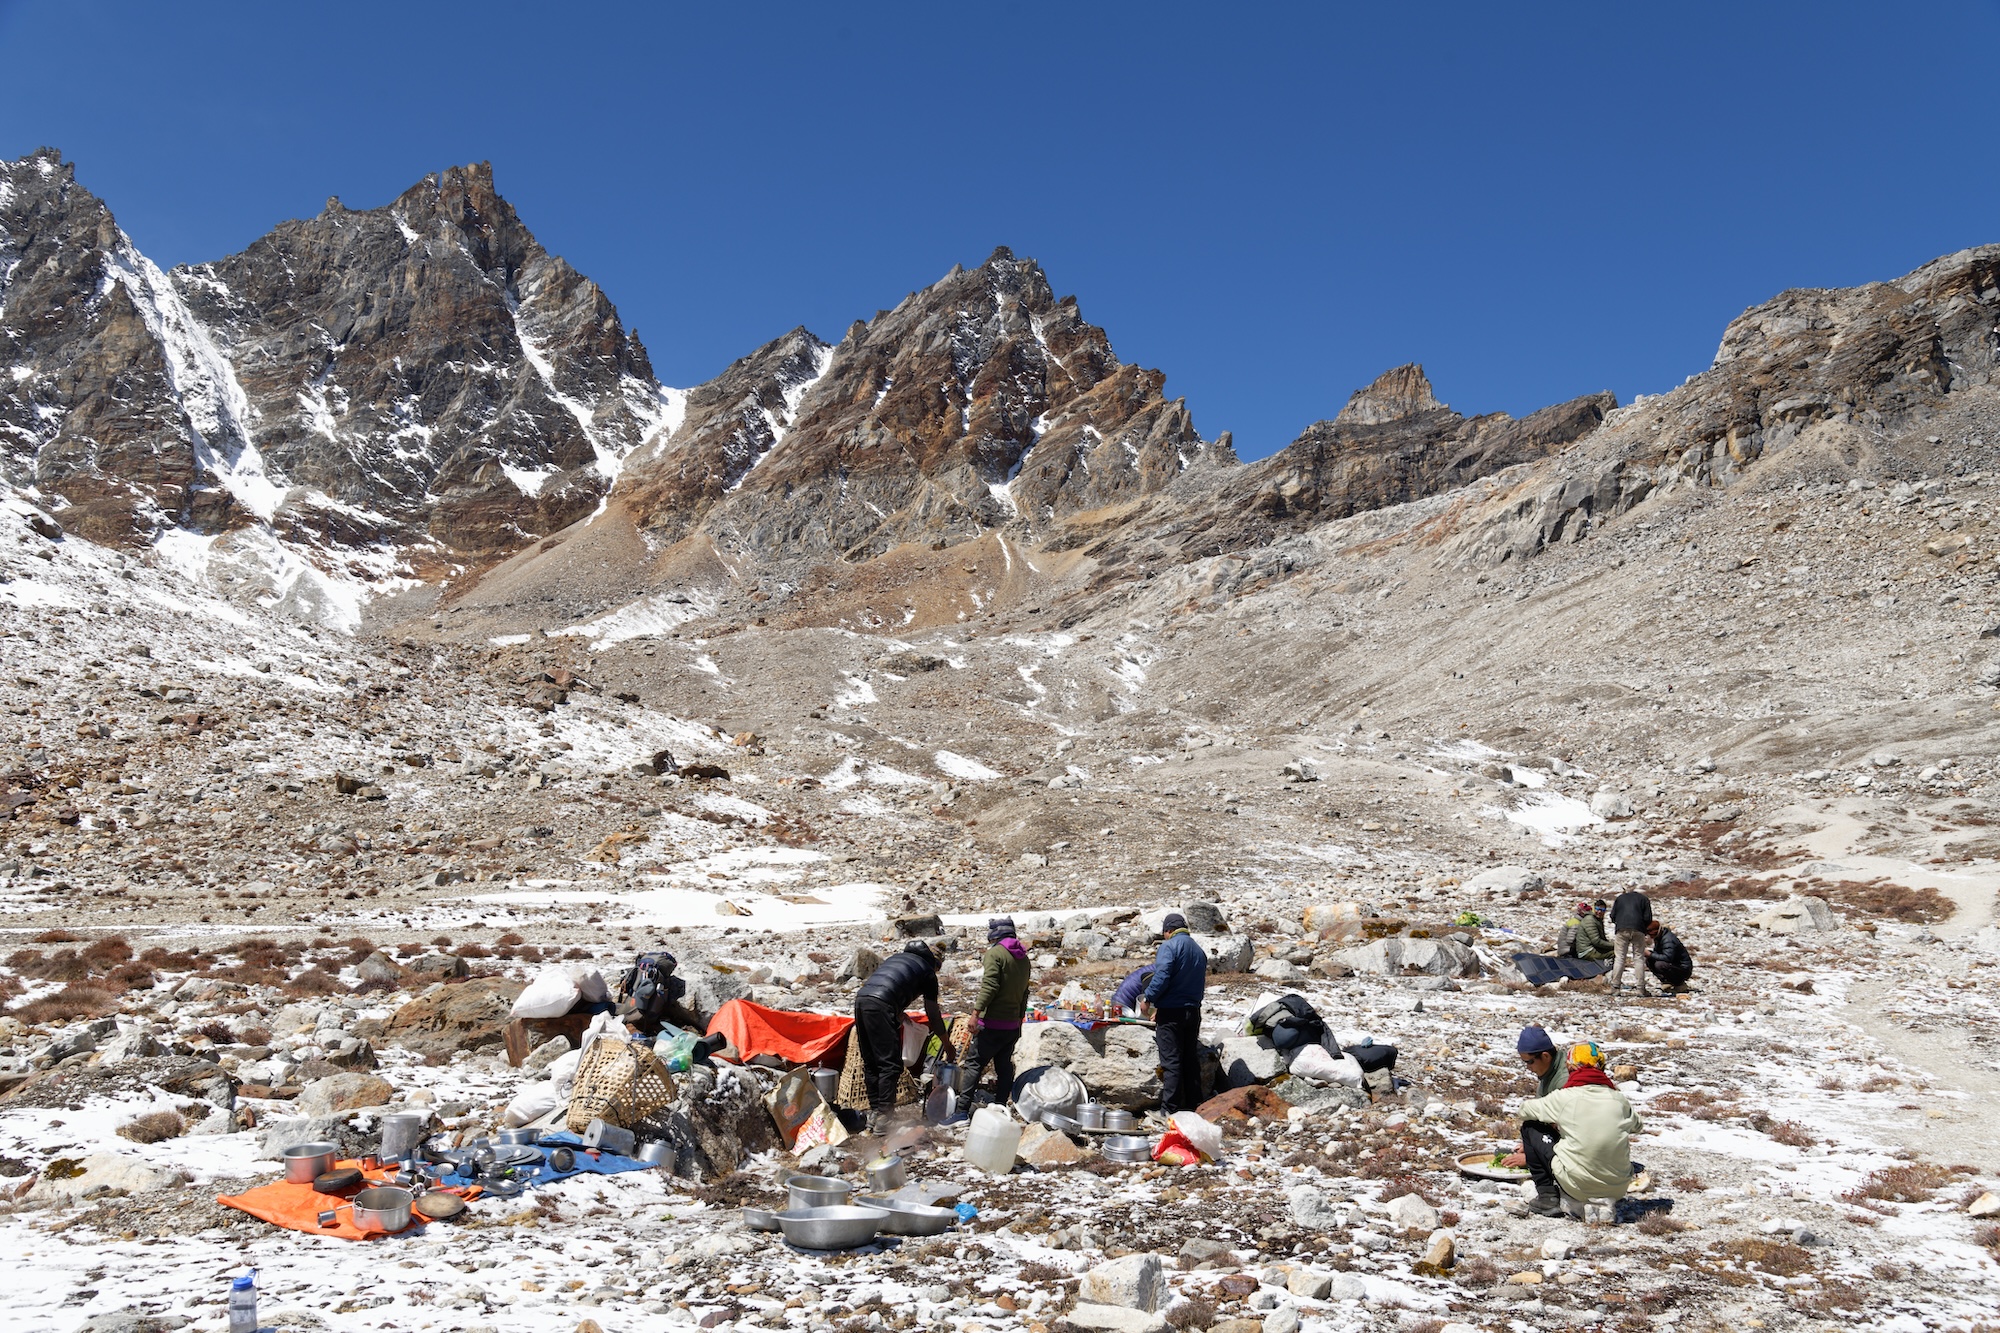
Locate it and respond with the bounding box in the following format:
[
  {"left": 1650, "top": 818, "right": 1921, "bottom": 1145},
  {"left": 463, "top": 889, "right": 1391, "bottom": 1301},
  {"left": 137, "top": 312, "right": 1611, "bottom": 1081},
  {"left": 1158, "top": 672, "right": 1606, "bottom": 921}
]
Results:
[
  {"left": 1511, "top": 953, "right": 1610, "bottom": 987},
  {"left": 428, "top": 1132, "right": 655, "bottom": 1191}
]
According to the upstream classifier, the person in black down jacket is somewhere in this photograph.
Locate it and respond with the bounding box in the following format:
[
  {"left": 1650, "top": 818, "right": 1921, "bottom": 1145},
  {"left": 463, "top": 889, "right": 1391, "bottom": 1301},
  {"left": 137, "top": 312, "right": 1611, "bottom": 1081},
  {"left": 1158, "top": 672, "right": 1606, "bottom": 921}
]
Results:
[
  {"left": 1607, "top": 889, "right": 1655, "bottom": 997},
  {"left": 1643, "top": 919, "right": 1693, "bottom": 990},
  {"left": 853, "top": 942, "right": 956, "bottom": 1135}
]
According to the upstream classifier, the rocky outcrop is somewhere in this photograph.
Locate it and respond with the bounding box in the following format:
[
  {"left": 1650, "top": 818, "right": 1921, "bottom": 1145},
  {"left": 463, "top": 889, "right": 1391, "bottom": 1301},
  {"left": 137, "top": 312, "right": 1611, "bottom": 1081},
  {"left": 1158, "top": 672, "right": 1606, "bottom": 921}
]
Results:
[
  {"left": 1, "top": 148, "right": 674, "bottom": 567},
  {"left": 612, "top": 246, "right": 1229, "bottom": 566}
]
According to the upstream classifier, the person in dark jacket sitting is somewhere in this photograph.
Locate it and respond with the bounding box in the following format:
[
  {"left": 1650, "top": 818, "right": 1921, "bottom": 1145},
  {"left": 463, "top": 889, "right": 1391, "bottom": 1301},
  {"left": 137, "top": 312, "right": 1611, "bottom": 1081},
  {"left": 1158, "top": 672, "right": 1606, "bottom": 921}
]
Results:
[
  {"left": 1139, "top": 914, "right": 1208, "bottom": 1113},
  {"left": 1644, "top": 919, "right": 1693, "bottom": 989},
  {"left": 853, "top": 941, "right": 956, "bottom": 1135}
]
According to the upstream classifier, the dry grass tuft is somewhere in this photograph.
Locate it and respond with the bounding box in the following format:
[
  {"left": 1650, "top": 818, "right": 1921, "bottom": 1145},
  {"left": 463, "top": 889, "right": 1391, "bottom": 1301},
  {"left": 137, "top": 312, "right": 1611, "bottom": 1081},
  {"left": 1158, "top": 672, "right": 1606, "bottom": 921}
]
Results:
[
  {"left": 1843, "top": 1162, "right": 1955, "bottom": 1204},
  {"left": 116, "top": 1110, "right": 186, "bottom": 1144}
]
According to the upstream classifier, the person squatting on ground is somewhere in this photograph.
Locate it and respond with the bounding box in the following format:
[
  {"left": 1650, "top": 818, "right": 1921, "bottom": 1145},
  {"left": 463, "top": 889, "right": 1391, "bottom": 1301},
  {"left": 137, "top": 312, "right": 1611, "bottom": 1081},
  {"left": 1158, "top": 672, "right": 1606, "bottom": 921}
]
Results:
[
  {"left": 1501, "top": 1025, "right": 1569, "bottom": 1172},
  {"left": 1644, "top": 918, "right": 1692, "bottom": 989},
  {"left": 852, "top": 941, "right": 955, "bottom": 1135},
  {"left": 1515, "top": 1041, "right": 1644, "bottom": 1217},
  {"left": 1140, "top": 913, "right": 1208, "bottom": 1114},
  {"left": 1608, "top": 888, "right": 1655, "bottom": 996},
  {"left": 968, "top": 916, "right": 1030, "bottom": 1101}
]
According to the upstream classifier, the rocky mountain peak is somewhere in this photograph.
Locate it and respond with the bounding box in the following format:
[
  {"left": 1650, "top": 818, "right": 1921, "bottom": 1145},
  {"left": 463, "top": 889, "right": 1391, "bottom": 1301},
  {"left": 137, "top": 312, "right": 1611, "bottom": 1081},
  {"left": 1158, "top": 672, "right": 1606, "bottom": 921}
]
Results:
[{"left": 1333, "top": 363, "right": 1446, "bottom": 425}]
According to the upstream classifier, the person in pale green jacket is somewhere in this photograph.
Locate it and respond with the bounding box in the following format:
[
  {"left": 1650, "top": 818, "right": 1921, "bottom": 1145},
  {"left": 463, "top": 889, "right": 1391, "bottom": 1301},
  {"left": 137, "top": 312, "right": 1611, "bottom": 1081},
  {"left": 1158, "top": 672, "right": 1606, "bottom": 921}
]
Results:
[{"left": 1515, "top": 1042, "right": 1642, "bottom": 1216}]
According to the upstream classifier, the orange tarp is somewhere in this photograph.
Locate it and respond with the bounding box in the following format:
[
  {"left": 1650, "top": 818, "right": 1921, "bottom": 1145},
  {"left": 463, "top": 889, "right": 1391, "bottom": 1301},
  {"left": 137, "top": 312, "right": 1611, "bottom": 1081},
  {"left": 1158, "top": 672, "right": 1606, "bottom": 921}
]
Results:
[
  {"left": 706, "top": 998, "right": 854, "bottom": 1064},
  {"left": 217, "top": 1160, "right": 479, "bottom": 1240}
]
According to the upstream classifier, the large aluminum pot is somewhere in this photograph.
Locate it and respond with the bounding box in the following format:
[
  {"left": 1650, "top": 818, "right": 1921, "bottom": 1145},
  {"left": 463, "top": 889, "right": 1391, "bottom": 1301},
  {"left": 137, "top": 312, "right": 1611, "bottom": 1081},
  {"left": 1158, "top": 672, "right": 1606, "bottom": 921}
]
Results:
[
  {"left": 282, "top": 1141, "right": 339, "bottom": 1184},
  {"left": 351, "top": 1186, "right": 414, "bottom": 1233},
  {"left": 774, "top": 1205, "right": 888, "bottom": 1250},
  {"left": 863, "top": 1155, "right": 907, "bottom": 1193},
  {"left": 1077, "top": 1102, "right": 1107, "bottom": 1130},
  {"left": 786, "top": 1174, "right": 854, "bottom": 1209}
]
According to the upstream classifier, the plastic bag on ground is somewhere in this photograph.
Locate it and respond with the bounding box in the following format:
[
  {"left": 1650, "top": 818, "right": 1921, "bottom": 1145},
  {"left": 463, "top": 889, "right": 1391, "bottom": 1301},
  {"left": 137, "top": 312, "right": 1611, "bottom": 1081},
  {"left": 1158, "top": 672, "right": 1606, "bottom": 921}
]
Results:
[
  {"left": 570, "top": 966, "right": 611, "bottom": 1004},
  {"left": 766, "top": 1066, "right": 824, "bottom": 1149},
  {"left": 1170, "top": 1110, "right": 1223, "bottom": 1160},
  {"left": 1289, "top": 1043, "right": 1364, "bottom": 1086},
  {"left": 546, "top": 1047, "right": 584, "bottom": 1095},
  {"left": 511, "top": 965, "right": 581, "bottom": 1019},
  {"left": 503, "top": 1082, "right": 561, "bottom": 1127}
]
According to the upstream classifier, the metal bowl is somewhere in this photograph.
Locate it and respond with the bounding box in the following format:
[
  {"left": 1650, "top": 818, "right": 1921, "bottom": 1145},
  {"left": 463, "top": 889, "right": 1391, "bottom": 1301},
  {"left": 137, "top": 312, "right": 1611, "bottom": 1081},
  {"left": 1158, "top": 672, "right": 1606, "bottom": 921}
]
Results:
[
  {"left": 1102, "top": 1109, "right": 1136, "bottom": 1132},
  {"left": 1040, "top": 1111, "right": 1082, "bottom": 1134},
  {"left": 1102, "top": 1134, "right": 1153, "bottom": 1163},
  {"left": 742, "top": 1206, "right": 781, "bottom": 1232},
  {"left": 775, "top": 1205, "right": 889, "bottom": 1250},
  {"left": 786, "top": 1173, "right": 855, "bottom": 1209},
  {"left": 497, "top": 1127, "right": 540, "bottom": 1146},
  {"left": 282, "top": 1141, "right": 340, "bottom": 1184},
  {"left": 860, "top": 1195, "right": 957, "bottom": 1236},
  {"left": 351, "top": 1185, "right": 414, "bottom": 1233}
]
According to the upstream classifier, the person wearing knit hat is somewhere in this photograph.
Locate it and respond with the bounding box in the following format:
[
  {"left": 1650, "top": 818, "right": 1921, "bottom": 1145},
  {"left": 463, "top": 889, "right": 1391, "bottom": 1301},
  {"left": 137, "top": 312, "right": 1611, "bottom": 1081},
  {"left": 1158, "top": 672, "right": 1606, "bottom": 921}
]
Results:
[
  {"left": 1501, "top": 1027, "right": 1571, "bottom": 1172},
  {"left": 967, "top": 918, "right": 1031, "bottom": 1102},
  {"left": 1514, "top": 1035, "right": 1643, "bottom": 1217},
  {"left": 1559, "top": 901, "right": 1614, "bottom": 963},
  {"left": 1140, "top": 911, "right": 1209, "bottom": 1112},
  {"left": 852, "top": 940, "right": 954, "bottom": 1135}
]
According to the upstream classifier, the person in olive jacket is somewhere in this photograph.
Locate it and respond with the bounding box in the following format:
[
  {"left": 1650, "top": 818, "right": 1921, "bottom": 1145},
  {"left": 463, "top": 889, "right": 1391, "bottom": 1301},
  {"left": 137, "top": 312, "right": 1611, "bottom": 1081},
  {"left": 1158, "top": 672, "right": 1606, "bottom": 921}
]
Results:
[{"left": 968, "top": 916, "right": 1031, "bottom": 1101}]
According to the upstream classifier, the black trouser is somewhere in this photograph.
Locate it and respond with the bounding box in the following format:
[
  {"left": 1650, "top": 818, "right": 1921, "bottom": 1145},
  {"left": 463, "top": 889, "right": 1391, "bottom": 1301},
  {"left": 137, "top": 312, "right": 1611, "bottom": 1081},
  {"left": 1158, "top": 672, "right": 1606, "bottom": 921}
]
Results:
[
  {"left": 970, "top": 1026, "right": 1020, "bottom": 1097},
  {"left": 1647, "top": 958, "right": 1692, "bottom": 986},
  {"left": 1522, "top": 1119, "right": 1561, "bottom": 1196},
  {"left": 853, "top": 998, "right": 905, "bottom": 1113},
  {"left": 1153, "top": 1004, "right": 1204, "bottom": 1113}
]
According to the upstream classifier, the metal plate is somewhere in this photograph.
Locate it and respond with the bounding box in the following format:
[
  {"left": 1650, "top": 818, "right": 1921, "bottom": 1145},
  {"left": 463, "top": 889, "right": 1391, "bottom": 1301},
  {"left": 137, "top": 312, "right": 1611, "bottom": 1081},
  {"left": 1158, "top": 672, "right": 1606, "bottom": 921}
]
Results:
[
  {"left": 490, "top": 1145, "right": 543, "bottom": 1167},
  {"left": 1455, "top": 1151, "right": 1531, "bottom": 1181}
]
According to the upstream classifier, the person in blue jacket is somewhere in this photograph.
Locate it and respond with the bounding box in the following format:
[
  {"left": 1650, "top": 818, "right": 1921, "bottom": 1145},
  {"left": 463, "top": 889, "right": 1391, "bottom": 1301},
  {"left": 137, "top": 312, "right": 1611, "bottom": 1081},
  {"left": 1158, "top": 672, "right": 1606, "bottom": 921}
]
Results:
[
  {"left": 1110, "top": 964, "right": 1155, "bottom": 1014},
  {"left": 1139, "top": 913, "right": 1208, "bottom": 1112}
]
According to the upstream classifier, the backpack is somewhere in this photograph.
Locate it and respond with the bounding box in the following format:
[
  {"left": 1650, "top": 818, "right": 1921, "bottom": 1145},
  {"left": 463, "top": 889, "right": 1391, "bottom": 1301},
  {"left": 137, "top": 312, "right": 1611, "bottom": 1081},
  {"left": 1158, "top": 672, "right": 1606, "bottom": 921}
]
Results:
[
  {"left": 1248, "top": 994, "right": 1327, "bottom": 1051},
  {"left": 618, "top": 951, "right": 686, "bottom": 1022}
]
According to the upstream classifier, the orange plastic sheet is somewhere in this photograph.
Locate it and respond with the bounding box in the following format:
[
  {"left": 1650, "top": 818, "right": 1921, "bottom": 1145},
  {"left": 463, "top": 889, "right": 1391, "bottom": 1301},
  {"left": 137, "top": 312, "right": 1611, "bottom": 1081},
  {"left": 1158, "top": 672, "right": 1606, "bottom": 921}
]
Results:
[
  {"left": 217, "top": 1160, "right": 479, "bottom": 1240},
  {"left": 706, "top": 998, "right": 855, "bottom": 1064}
]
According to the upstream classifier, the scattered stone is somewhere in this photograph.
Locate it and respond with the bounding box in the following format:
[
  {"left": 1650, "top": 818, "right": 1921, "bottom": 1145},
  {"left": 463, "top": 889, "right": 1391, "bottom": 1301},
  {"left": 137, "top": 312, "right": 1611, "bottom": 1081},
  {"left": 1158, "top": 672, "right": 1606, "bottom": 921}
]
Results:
[
  {"left": 1749, "top": 896, "right": 1838, "bottom": 934},
  {"left": 1506, "top": 1270, "right": 1544, "bottom": 1286},
  {"left": 1589, "top": 789, "right": 1634, "bottom": 819},
  {"left": 1287, "top": 1185, "right": 1351, "bottom": 1230},
  {"left": 1219, "top": 1036, "right": 1291, "bottom": 1086},
  {"left": 1386, "top": 1192, "right": 1440, "bottom": 1232},
  {"left": 1263, "top": 1306, "right": 1302, "bottom": 1333},
  {"left": 293, "top": 1072, "right": 394, "bottom": 1117},
  {"left": 1079, "top": 1252, "right": 1164, "bottom": 1311},
  {"left": 29, "top": 1152, "right": 181, "bottom": 1202},
  {"left": 1463, "top": 865, "right": 1544, "bottom": 896},
  {"left": 1182, "top": 901, "right": 1227, "bottom": 933},
  {"left": 1195, "top": 933, "right": 1254, "bottom": 973},
  {"left": 381, "top": 975, "right": 524, "bottom": 1055},
  {"left": 1195, "top": 1084, "right": 1291, "bottom": 1122},
  {"left": 894, "top": 914, "right": 943, "bottom": 938},
  {"left": 1968, "top": 1191, "right": 2000, "bottom": 1218},
  {"left": 523, "top": 1035, "right": 573, "bottom": 1072},
  {"left": 1422, "top": 1228, "right": 1456, "bottom": 1269},
  {"left": 1330, "top": 937, "right": 1478, "bottom": 978},
  {"left": 1018, "top": 1122, "right": 1089, "bottom": 1166},
  {"left": 407, "top": 953, "right": 470, "bottom": 978},
  {"left": 1063, "top": 1305, "right": 1168, "bottom": 1333},
  {"left": 1177, "top": 1237, "right": 1234, "bottom": 1270},
  {"left": 355, "top": 951, "right": 407, "bottom": 985},
  {"left": 1285, "top": 1268, "right": 1331, "bottom": 1299}
]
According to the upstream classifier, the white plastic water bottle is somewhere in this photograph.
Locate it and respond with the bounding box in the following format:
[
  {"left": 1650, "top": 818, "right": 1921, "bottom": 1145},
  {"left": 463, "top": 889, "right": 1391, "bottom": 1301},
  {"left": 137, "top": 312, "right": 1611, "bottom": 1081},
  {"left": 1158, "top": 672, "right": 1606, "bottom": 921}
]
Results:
[{"left": 227, "top": 1269, "right": 257, "bottom": 1333}]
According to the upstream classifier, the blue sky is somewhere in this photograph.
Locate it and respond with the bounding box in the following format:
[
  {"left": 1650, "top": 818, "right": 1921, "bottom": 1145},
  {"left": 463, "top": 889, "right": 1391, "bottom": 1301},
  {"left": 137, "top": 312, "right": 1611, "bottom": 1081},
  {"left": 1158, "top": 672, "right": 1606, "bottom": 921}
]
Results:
[{"left": 5, "top": 2, "right": 2000, "bottom": 459}]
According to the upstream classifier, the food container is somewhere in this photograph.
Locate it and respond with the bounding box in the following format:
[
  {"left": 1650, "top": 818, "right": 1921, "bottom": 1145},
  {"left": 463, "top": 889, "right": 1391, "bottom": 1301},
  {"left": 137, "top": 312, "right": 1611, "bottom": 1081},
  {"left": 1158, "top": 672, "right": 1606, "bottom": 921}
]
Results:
[
  {"left": 863, "top": 1155, "right": 907, "bottom": 1193},
  {"left": 811, "top": 1068, "right": 840, "bottom": 1105},
  {"left": 1077, "top": 1103, "right": 1106, "bottom": 1130},
  {"left": 964, "top": 1106, "right": 1023, "bottom": 1174},
  {"left": 859, "top": 1195, "right": 957, "bottom": 1236},
  {"left": 1102, "top": 1109, "right": 1135, "bottom": 1132},
  {"left": 774, "top": 1205, "right": 889, "bottom": 1250},
  {"left": 379, "top": 1113, "right": 427, "bottom": 1163},
  {"left": 787, "top": 1174, "right": 855, "bottom": 1209},
  {"left": 497, "top": 1127, "right": 540, "bottom": 1146},
  {"left": 1102, "top": 1134, "right": 1153, "bottom": 1163},
  {"left": 351, "top": 1185, "right": 414, "bottom": 1233},
  {"left": 742, "top": 1206, "right": 781, "bottom": 1232},
  {"left": 636, "top": 1140, "right": 676, "bottom": 1170},
  {"left": 581, "top": 1119, "right": 637, "bottom": 1155},
  {"left": 282, "top": 1142, "right": 339, "bottom": 1184}
]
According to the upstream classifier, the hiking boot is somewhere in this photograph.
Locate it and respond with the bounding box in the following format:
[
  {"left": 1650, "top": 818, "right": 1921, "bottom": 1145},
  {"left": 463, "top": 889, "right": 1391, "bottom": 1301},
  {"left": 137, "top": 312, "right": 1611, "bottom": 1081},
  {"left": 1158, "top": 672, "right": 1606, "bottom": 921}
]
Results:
[
  {"left": 865, "top": 1110, "right": 887, "bottom": 1136},
  {"left": 1526, "top": 1190, "right": 1564, "bottom": 1218}
]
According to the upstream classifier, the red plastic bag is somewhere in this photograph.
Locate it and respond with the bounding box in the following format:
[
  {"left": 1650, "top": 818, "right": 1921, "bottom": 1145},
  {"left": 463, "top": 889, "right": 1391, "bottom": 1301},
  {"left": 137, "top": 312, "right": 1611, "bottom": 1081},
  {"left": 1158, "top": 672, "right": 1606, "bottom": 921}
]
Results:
[{"left": 1152, "top": 1127, "right": 1204, "bottom": 1166}]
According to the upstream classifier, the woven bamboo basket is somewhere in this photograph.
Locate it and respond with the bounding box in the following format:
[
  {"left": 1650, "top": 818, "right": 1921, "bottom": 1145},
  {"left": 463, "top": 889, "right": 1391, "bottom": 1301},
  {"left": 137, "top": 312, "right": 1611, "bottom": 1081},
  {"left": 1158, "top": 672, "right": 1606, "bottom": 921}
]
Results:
[{"left": 565, "top": 1037, "right": 678, "bottom": 1133}]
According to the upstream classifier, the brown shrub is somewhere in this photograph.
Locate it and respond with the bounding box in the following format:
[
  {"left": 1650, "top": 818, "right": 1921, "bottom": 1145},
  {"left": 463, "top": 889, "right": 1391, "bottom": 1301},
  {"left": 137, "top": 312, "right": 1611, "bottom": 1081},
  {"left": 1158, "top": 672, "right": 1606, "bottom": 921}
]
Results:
[
  {"left": 237, "top": 1026, "right": 271, "bottom": 1047},
  {"left": 1454, "top": 1255, "right": 1501, "bottom": 1288},
  {"left": 1746, "top": 1113, "right": 1815, "bottom": 1148},
  {"left": 432, "top": 935, "right": 456, "bottom": 947},
  {"left": 197, "top": 1020, "right": 236, "bottom": 1045},
  {"left": 138, "top": 947, "right": 200, "bottom": 971},
  {"left": 1820, "top": 879, "right": 1950, "bottom": 923},
  {"left": 1638, "top": 1210, "right": 1688, "bottom": 1236},
  {"left": 81, "top": 936, "right": 132, "bottom": 968},
  {"left": 31, "top": 929, "right": 81, "bottom": 943},
  {"left": 12, "top": 983, "right": 120, "bottom": 1023},
  {"left": 456, "top": 943, "right": 491, "bottom": 959},
  {"left": 115, "top": 1110, "right": 186, "bottom": 1144},
  {"left": 494, "top": 932, "right": 523, "bottom": 947},
  {"left": 1720, "top": 1237, "right": 1815, "bottom": 1276},
  {"left": 105, "top": 962, "right": 156, "bottom": 992},
  {"left": 1843, "top": 1162, "right": 1955, "bottom": 1204},
  {"left": 1164, "top": 1297, "right": 1215, "bottom": 1329},
  {"left": 1672, "top": 1175, "right": 1708, "bottom": 1192},
  {"left": 283, "top": 967, "right": 347, "bottom": 996}
]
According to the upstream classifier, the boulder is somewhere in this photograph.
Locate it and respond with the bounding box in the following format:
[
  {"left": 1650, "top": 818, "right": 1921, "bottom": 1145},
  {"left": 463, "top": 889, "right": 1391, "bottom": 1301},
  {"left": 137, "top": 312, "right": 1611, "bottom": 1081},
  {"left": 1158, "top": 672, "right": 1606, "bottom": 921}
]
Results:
[
  {"left": 1196, "top": 1083, "right": 1291, "bottom": 1122},
  {"left": 1303, "top": 901, "right": 1363, "bottom": 937},
  {"left": 523, "top": 1035, "right": 572, "bottom": 1072},
  {"left": 407, "top": 953, "right": 469, "bottom": 979},
  {"left": 1750, "top": 896, "right": 1837, "bottom": 933},
  {"left": 1385, "top": 1192, "right": 1440, "bottom": 1231},
  {"left": 1014, "top": 1021, "right": 1163, "bottom": 1108},
  {"left": 895, "top": 914, "right": 944, "bottom": 938},
  {"left": 294, "top": 1072, "right": 394, "bottom": 1117},
  {"left": 1219, "top": 1036, "right": 1291, "bottom": 1087},
  {"left": 1422, "top": 1229, "right": 1456, "bottom": 1269},
  {"left": 1251, "top": 958, "right": 1305, "bottom": 982},
  {"left": 1330, "top": 937, "right": 1479, "bottom": 978},
  {"left": 1276, "top": 1079, "right": 1368, "bottom": 1113},
  {"left": 1064, "top": 1306, "right": 1168, "bottom": 1333},
  {"left": 1287, "top": 1184, "right": 1352, "bottom": 1230},
  {"left": 1079, "top": 1252, "right": 1164, "bottom": 1311},
  {"left": 837, "top": 947, "right": 882, "bottom": 981},
  {"left": 1589, "top": 790, "right": 1634, "bottom": 819},
  {"left": 1967, "top": 1191, "right": 2000, "bottom": 1218},
  {"left": 30, "top": 1153, "right": 182, "bottom": 1202},
  {"left": 97, "top": 1026, "right": 163, "bottom": 1064},
  {"left": 324, "top": 1037, "right": 378, "bottom": 1070},
  {"left": 660, "top": 1062, "right": 777, "bottom": 1181},
  {"left": 1018, "top": 1122, "right": 1089, "bottom": 1167},
  {"left": 355, "top": 952, "right": 406, "bottom": 985},
  {"left": 381, "top": 975, "right": 523, "bottom": 1054},
  {"left": 678, "top": 963, "right": 748, "bottom": 1026},
  {"left": 1195, "top": 933, "right": 1253, "bottom": 973},
  {"left": 1183, "top": 901, "right": 1227, "bottom": 934},
  {"left": 1287, "top": 1268, "right": 1333, "bottom": 1299},
  {"left": 1462, "top": 865, "right": 1545, "bottom": 896}
]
